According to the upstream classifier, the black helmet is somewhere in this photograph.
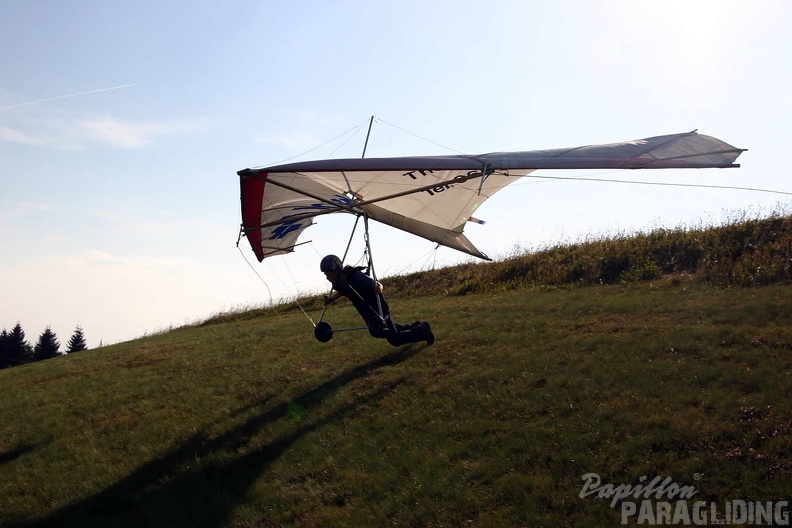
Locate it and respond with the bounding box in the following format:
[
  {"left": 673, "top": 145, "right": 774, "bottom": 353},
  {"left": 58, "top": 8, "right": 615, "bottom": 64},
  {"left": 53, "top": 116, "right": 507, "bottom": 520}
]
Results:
[{"left": 320, "top": 255, "right": 342, "bottom": 273}]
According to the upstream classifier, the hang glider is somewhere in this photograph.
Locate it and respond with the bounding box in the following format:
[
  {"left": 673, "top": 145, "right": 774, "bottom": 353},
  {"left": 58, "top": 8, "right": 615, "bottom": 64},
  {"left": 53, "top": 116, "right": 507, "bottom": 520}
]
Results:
[{"left": 238, "top": 130, "right": 745, "bottom": 261}]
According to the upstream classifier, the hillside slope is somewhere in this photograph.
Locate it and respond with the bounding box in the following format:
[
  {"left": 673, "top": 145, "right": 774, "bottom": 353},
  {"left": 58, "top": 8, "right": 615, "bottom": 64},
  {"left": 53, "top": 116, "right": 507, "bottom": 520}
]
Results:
[
  {"left": 2, "top": 214, "right": 792, "bottom": 526},
  {"left": 2, "top": 277, "right": 792, "bottom": 527}
]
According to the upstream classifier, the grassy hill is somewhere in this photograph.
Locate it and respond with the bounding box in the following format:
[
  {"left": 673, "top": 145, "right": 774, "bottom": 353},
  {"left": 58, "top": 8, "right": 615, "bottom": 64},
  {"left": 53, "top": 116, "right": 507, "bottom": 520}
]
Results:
[{"left": 1, "top": 214, "right": 792, "bottom": 527}]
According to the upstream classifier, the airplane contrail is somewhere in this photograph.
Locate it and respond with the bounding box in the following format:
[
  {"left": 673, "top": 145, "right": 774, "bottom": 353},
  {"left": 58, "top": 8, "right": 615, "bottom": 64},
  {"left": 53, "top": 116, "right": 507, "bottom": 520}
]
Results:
[{"left": 0, "top": 83, "right": 137, "bottom": 111}]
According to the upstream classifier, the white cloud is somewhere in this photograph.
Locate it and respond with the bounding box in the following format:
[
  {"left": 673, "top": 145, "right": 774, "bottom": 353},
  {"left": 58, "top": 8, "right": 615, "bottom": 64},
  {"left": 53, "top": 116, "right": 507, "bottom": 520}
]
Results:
[
  {"left": 62, "top": 249, "right": 192, "bottom": 271},
  {"left": 77, "top": 116, "right": 197, "bottom": 148},
  {"left": 0, "top": 114, "right": 208, "bottom": 150},
  {"left": 0, "top": 126, "right": 44, "bottom": 146},
  {"left": 0, "top": 201, "right": 56, "bottom": 219}
]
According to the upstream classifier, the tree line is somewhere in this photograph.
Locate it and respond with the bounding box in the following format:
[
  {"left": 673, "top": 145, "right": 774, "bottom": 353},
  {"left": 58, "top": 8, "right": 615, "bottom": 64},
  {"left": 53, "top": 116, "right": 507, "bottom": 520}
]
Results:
[{"left": 0, "top": 323, "right": 87, "bottom": 369}]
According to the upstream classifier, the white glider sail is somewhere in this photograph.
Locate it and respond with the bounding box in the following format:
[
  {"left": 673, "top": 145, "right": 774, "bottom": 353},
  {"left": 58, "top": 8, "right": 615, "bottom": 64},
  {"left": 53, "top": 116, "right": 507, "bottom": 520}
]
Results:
[{"left": 239, "top": 130, "right": 744, "bottom": 261}]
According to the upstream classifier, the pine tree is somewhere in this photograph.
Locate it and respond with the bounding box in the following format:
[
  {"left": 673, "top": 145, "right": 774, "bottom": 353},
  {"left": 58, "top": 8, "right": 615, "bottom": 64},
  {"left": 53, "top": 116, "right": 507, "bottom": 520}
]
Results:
[
  {"left": 5, "top": 323, "right": 33, "bottom": 366},
  {"left": 34, "top": 327, "right": 61, "bottom": 361},
  {"left": 66, "top": 326, "right": 88, "bottom": 353},
  {"left": 0, "top": 330, "right": 13, "bottom": 368}
]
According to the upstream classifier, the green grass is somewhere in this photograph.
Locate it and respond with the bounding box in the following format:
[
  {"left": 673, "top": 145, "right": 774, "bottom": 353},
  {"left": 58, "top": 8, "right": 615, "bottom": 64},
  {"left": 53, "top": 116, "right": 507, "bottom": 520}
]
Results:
[
  {"left": 2, "top": 214, "right": 792, "bottom": 527},
  {"left": 2, "top": 280, "right": 792, "bottom": 527}
]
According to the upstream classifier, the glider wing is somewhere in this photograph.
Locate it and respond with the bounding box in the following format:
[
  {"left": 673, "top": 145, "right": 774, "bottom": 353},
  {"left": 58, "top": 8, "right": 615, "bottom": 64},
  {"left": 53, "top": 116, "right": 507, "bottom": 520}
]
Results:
[{"left": 239, "top": 131, "right": 744, "bottom": 261}]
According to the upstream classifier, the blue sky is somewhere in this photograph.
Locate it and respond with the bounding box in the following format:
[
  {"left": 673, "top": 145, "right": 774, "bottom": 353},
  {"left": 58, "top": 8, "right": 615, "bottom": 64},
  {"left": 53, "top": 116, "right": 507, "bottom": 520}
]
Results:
[{"left": 1, "top": 0, "right": 790, "bottom": 347}]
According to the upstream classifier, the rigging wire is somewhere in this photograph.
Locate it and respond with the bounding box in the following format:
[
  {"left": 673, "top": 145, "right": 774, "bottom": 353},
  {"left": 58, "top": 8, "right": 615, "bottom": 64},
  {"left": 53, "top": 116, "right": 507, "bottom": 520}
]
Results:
[
  {"left": 265, "top": 258, "right": 317, "bottom": 326},
  {"left": 374, "top": 117, "right": 468, "bottom": 155},
  {"left": 326, "top": 125, "right": 367, "bottom": 159},
  {"left": 236, "top": 246, "right": 281, "bottom": 319},
  {"left": 517, "top": 172, "right": 792, "bottom": 197},
  {"left": 252, "top": 117, "right": 372, "bottom": 169},
  {"left": 392, "top": 245, "right": 443, "bottom": 276}
]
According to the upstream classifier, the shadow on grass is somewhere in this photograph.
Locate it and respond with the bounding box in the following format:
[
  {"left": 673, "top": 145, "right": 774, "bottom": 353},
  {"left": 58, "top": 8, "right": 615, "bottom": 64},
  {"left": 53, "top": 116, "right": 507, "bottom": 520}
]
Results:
[
  {"left": 23, "top": 345, "right": 423, "bottom": 528},
  {"left": 0, "top": 442, "right": 43, "bottom": 467}
]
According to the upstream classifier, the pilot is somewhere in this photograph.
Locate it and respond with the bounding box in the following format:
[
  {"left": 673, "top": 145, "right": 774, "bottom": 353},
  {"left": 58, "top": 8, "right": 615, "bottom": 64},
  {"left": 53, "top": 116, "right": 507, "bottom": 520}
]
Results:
[{"left": 320, "top": 254, "right": 434, "bottom": 346}]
